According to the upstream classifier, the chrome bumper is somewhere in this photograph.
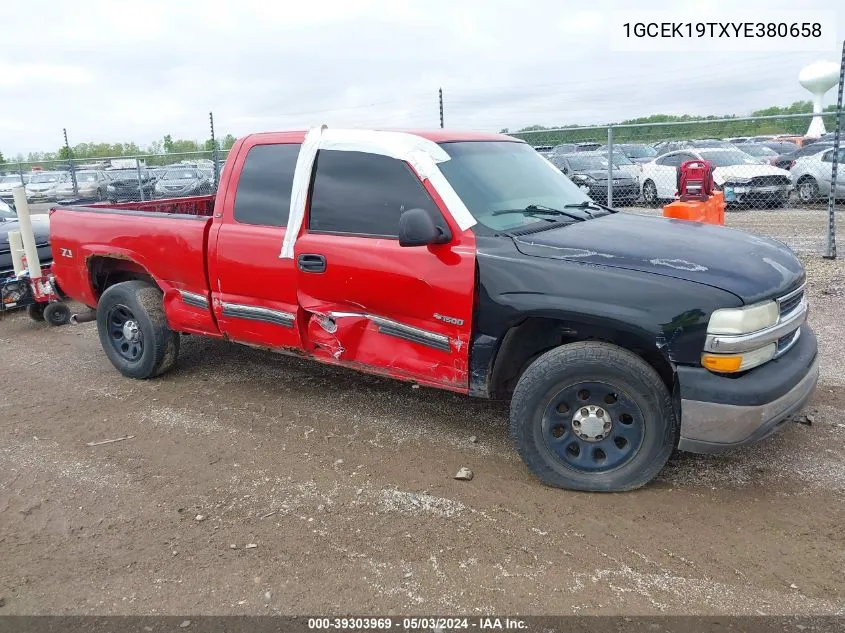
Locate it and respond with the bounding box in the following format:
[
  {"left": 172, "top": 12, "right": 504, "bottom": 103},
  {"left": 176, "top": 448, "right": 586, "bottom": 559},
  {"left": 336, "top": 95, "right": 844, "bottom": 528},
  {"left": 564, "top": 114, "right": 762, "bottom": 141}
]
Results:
[{"left": 677, "top": 353, "right": 819, "bottom": 454}]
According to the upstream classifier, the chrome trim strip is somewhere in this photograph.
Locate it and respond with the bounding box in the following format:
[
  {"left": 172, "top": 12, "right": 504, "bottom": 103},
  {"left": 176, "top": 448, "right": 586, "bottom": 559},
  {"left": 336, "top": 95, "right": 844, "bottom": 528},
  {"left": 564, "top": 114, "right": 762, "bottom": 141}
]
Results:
[
  {"left": 704, "top": 299, "right": 807, "bottom": 354},
  {"left": 179, "top": 290, "right": 208, "bottom": 309},
  {"left": 327, "top": 311, "right": 451, "bottom": 352},
  {"left": 222, "top": 303, "right": 295, "bottom": 328}
]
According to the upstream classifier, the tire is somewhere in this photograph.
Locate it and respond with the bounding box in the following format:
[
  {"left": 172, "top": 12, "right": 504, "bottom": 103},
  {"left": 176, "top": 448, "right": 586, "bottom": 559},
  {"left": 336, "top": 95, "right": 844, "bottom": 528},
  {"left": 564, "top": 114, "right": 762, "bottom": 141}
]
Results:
[
  {"left": 96, "top": 280, "right": 180, "bottom": 379},
  {"left": 27, "top": 303, "right": 46, "bottom": 322},
  {"left": 509, "top": 341, "right": 676, "bottom": 492},
  {"left": 642, "top": 180, "right": 659, "bottom": 206},
  {"left": 43, "top": 302, "right": 71, "bottom": 326},
  {"left": 797, "top": 177, "right": 819, "bottom": 204}
]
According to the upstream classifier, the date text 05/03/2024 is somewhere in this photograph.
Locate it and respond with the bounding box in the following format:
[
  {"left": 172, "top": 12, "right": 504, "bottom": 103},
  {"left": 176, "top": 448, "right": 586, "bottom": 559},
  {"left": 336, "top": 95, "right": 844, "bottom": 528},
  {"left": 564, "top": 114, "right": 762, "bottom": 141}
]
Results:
[{"left": 307, "top": 617, "right": 527, "bottom": 630}]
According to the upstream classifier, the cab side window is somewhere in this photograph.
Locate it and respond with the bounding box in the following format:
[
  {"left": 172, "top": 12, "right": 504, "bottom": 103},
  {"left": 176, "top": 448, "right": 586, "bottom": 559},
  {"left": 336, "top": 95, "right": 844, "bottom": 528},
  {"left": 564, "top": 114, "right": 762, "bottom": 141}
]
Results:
[{"left": 308, "top": 150, "right": 442, "bottom": 238}]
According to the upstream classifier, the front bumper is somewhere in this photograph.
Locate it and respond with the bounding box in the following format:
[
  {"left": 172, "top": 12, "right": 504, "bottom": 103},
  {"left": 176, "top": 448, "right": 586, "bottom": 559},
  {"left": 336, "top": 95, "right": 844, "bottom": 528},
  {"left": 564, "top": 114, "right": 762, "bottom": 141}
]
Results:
[
  {"left": 723, "top": 184, "right": 791, "bottom": 203},
  {"left": 677, "top": 326, "right": 819, "bottom": 454}
]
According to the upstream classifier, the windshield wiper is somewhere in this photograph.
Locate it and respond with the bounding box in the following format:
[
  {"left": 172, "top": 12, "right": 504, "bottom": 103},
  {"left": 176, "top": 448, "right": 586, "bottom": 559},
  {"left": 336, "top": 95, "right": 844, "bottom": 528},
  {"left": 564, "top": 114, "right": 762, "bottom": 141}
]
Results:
[
  {"left": 491, "top": 204, "right": 587, "bottom": 223},
  {"left": 563, "top": 200, "right": 619, "bottom": 214}
]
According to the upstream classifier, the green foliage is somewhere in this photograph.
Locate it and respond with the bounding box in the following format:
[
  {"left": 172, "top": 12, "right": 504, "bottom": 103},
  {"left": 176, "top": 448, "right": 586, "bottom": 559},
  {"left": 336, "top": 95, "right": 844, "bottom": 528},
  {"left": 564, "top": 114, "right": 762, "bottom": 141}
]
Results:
[
  {"left": 0, "top": 149, "right": 5, "bottom": 165},
  {"left": 509, "top": 101, "right": 840, "bottom": 146}
]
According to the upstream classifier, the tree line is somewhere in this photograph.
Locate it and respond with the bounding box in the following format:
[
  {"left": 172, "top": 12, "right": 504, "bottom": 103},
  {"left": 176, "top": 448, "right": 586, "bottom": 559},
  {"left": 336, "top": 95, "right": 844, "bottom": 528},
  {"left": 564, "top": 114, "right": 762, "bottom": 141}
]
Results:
[
  {"left": 0, "top": 134, "right": 239, "bottom": 168},
  {"left": 503, "top": 101, "right": 840, "bottom": 145}
]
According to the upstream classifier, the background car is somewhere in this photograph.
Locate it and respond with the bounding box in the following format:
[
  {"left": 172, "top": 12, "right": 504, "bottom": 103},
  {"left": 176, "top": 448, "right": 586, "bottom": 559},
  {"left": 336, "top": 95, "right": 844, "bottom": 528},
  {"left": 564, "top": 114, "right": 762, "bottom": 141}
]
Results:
[
  {"left": 0, "top": 200, "right": 51, "bottom": 281},
  {"left": 550, "top": 152, "right": 640, "bottom": 205},
  {"left": 790, "top": 147, "right": 845, "bottom": 203},
  {"left": 611, "top": 143, "right": 658, "bottom": 164},
  {"left": 639, "top": 147, "right": 792, "bottom": 207},
  {"left": 760, "top": 140, "right": 799, "bottom": 155},
  {"left": 653, "top": 139, "right": 736, "bottom": 155},
  {"left": 531, "top": 145, "right": 554, "bottom": 158},
  {"left": 735, "top": 143, "right": 779, "bottom": 163},
  {"left": 105, "top": 169, "right": 156, "bottom": 201},
  {"left": 152, "top": 168, "right": 213, "bottom": 199},
  {"left": 0, "top": 173, "right": 30, "bottom": 204},
  {"left": 54, "top": 170, "right": 110, "bottom": 202},
  {"left": 25, "top": 171, "right": 67, "bottom": 202},
  {"left": 770, "top": 142, "right": 834, "bottom": 170}
]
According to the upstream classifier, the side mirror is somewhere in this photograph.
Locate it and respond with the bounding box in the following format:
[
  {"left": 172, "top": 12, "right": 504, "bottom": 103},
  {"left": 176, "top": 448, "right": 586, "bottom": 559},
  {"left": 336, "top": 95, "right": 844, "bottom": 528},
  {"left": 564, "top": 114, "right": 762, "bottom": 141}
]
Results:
[{"left": 398, "top": 208, "right": 451, "bottom": 247}]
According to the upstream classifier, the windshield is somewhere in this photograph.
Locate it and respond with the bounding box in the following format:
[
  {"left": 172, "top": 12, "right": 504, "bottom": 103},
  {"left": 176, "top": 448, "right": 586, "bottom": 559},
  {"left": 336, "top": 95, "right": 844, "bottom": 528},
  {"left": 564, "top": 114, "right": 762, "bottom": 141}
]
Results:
[
  {"left": 437, "top": 141, "right": 593, "bottom": 232},
  {"left": 697, "top": 149, "right": 761, "bottom": 167},
  {"left": 621, "top": 145, "right": 656, "bottom": 158},
  {"left": 740, "top": 145, "right": 777, "bottom": 157},
  {"left": 0, "top": 201, "right": 15, "bottom": 218},
  {"left": 568, "top": 155, "right": 610, "bottom": 170},
  {"left": 108, "top": 170, "right": 140, "bottom": 180},
  {"left": 163, "top": 169, "right": 200, "bottom": 180},
  {"left": 31, "top": 173, "right": 60, "bottom": 184}
]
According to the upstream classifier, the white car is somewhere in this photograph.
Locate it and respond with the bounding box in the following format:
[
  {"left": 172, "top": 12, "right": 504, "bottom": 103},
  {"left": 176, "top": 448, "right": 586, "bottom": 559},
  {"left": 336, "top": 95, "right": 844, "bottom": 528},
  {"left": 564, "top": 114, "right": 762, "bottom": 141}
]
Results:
[
  {"left": 790, "top": 147, "right": 845, "bottom": 203},
  {"left": 639, "top": 148, "right": 792, "bottom": 207}
]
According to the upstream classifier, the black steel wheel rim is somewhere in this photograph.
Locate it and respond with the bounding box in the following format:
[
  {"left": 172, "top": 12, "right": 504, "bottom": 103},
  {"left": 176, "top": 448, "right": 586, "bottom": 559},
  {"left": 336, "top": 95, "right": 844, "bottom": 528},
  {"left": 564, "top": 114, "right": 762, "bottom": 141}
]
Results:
[
  {"left": 107, "top": 304, "right": 143, "bottom": 362},
  {"left": 541, "top": 381, "right": 645, "bottom": 473}
]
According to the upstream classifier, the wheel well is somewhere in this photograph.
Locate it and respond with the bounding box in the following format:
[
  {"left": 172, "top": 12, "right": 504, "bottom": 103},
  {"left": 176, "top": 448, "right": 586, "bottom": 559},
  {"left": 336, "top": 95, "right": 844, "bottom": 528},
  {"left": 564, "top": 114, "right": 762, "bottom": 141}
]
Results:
[
  {"left": 797, "top": 175, "right": 815, "bottom": 183},
  {"left": 488, "top": 317, "right": 674, "bottom": 399},
  {"left": 88, "top": 256, "right": 157, "bottom": 299}
]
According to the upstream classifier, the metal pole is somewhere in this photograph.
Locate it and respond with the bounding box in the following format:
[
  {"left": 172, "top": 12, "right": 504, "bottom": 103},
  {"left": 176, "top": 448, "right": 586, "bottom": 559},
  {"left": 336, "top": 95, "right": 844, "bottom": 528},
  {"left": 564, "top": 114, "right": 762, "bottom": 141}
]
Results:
[
  {"left": 210, "top": 111, "right": 219, "bottom": 190},
  {"left": 136, "top": 157, "right": 144, "bottom": 201},
  {"left": 63, "top": 128, "right": 78, "bottom": 196},
  {"left": 824, "top": 40, "right": 844, "bottom": 260},
  {"left": 439, "top": 88, "right": 444, "bottom": 129},
  {"left": 607, "top": 126, "right": 614, "bottom": 208},
  {"left": 17, "top": 162, "right": 25, "bottom": 187}
]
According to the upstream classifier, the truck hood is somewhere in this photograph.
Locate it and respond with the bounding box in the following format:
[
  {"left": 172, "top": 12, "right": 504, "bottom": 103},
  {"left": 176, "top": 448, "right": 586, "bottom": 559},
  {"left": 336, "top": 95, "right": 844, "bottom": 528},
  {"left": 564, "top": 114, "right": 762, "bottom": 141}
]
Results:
[
  {"left": 712, "top": 164, "right": 790, "bottom": 184},
  {"left": 511, "top": 212, "right": 803, "bottom": 304}
]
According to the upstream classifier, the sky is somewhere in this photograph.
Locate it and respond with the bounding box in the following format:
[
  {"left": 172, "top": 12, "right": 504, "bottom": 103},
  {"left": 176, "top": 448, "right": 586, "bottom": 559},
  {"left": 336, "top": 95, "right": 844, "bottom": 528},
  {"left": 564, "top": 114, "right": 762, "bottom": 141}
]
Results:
[{"left": 0, "top": 0, "right": 842, "bottom": 156}]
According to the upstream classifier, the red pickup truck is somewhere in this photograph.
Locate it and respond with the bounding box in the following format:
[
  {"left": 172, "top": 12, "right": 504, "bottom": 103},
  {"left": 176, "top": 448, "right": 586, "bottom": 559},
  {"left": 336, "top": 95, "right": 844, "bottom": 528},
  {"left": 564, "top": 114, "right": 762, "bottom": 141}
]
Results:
[{"left": 49, "top": 128, "right": 818, "bottom": 492}]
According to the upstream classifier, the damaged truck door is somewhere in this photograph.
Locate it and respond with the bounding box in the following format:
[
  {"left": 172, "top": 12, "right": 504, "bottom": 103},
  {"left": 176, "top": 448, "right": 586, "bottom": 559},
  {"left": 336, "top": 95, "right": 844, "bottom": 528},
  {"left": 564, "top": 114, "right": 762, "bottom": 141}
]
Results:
[{"left": 293, "top": 149, "right": 476, "bottom": 389}]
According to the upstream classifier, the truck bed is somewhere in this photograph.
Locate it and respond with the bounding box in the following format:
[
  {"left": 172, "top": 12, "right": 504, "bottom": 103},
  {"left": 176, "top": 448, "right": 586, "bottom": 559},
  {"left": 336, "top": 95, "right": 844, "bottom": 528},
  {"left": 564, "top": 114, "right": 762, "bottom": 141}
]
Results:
[{"left": 49, "top": 197, "right": 216, "bottom": 326}]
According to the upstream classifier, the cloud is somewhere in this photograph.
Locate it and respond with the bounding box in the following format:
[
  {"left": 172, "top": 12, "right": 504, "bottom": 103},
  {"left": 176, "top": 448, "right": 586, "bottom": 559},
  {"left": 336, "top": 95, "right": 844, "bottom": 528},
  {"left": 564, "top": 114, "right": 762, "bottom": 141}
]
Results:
[{"left": 0, "top": 0, "right": 842, "bottom": 156}]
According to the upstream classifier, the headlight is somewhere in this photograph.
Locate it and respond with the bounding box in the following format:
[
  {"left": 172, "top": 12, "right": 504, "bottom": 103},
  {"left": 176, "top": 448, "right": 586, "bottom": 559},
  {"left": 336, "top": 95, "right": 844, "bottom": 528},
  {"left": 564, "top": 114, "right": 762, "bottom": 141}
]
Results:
[
  {"left": 725, "top": 178, "right": 752, "bottom": 185},
  {"left": 107, "top": 185, "right": 116, "bottom": 191},
  {"left": 707, "top": 301, "right": 778, "bottom": 335},
  {"left": 572, "top": 174, "right": 594, "bottom": 182}
]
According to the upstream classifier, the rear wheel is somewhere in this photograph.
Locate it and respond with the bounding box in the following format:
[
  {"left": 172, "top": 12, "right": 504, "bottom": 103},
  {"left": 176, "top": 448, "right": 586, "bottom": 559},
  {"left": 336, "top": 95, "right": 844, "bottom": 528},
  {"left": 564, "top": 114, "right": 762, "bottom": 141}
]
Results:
[
  {"left": 96, "top": 280, "right": 180, "bottom": 379},
  {"left": 797, "top": 177, "right": 819, "bottom": 204},
  {"left": 43, "top": 302, "right": 70, "bottom": 326},
  {"left": 509, "top": 341, "right": 676, "bottom": 492}
]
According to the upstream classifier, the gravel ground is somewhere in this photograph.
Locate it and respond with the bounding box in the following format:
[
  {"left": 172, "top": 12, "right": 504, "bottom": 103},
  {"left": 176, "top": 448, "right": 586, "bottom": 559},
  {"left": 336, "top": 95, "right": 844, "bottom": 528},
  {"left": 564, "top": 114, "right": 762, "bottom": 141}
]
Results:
[{"left": 1, "top": 205, "right": 843, "bottom": 616}]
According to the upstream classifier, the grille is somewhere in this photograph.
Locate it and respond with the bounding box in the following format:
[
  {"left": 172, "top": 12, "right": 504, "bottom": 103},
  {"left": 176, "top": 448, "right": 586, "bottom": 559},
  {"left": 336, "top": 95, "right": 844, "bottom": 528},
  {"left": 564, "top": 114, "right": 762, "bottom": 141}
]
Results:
[
  {"left": 749, "top": 175, "right": 790, "bottom": 187},
  {"left": 778, "top": 288, "right": 804, "bottom": 318},
  {"left": 777, "top": 329, "right": 800, "bottom": 354}
]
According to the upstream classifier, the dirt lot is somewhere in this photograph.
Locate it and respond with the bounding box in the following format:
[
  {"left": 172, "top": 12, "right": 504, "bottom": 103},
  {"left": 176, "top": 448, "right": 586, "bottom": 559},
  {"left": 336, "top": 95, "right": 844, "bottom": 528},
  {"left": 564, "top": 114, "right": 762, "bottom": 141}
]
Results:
[{"left": 1, "top": 207, "right": 844, "bottom": 615}]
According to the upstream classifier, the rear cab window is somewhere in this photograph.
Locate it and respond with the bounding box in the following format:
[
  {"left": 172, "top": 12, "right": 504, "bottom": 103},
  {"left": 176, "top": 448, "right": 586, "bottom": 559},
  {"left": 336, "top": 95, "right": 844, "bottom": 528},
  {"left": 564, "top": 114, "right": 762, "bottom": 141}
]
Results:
[{"left": 233, "top": 143, "right": 301, "bottom": 227}]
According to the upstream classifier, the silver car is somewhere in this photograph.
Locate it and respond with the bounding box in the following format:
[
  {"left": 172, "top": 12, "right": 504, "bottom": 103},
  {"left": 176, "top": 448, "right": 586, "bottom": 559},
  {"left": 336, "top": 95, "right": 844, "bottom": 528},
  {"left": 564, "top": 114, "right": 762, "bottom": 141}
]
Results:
[
  {"left": 0, "top": 173, "right": 30, "bottom": 203},
  {"left": 25, "top": 171, "right": 67, "bottom": 202},
  {"left": 790, "top": 147, "right": 845, "bottom": 203},
  {"left": 54, "top": 170, "right": 110, "bottom": 201}
]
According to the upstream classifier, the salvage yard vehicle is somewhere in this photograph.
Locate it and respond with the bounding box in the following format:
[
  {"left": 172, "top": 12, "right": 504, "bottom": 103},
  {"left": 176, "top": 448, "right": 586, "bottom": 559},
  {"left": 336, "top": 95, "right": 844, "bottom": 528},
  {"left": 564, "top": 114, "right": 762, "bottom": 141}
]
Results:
[
  {"left": 48, "top": 128, "right": 818, "bottom": 492},
  {"left": 105, "top": 169, "right": 156, "bottom": 202},
  {"left": 54, "top": 170, "right": 110, "bottom": 202},
  {"left": 789, "top": 147, "right": 845, "bottom": 203},
  {"left": 640, "top": 147, "right": 792, "bottom": 207},
  {"left": 549, "top": 152, "right": 640, "bottom": 205},
  {"left": 25, "top": 171, "right": 67, "bottom": 202}
]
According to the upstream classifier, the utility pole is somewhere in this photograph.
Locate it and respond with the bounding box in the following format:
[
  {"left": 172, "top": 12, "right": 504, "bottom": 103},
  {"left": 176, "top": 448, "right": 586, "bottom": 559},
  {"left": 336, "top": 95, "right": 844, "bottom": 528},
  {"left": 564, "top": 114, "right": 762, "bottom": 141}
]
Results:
[
  {"left": 210, "top": 111, "right": 220, "bottom": 190},
  {"left": 439, "top": 87, "right": 444, "bottom": 129},
  {"left": 63, "top": 128, "right": 78, "bottom": 196}
]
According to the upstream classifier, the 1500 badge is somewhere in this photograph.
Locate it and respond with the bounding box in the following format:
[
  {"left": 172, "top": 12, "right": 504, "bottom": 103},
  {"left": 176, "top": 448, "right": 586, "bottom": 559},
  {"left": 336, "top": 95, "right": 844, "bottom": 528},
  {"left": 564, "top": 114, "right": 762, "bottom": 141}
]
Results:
[{"left": 433, "top": 313, "right": 464, "bottom": 326}]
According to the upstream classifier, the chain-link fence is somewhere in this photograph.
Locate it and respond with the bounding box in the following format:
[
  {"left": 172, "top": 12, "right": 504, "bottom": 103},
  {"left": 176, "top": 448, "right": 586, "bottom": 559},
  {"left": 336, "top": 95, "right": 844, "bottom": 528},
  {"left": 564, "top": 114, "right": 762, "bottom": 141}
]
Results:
[{"left": 0, "top": 149, "right": 231, "bottom": 208}]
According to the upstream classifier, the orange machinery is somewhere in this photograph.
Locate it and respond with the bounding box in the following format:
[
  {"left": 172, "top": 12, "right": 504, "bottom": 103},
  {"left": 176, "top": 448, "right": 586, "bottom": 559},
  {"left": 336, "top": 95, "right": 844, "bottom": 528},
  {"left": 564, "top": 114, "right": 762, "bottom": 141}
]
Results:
[{"left": 662, "top": 159, "right": 725, "bottom": 225}]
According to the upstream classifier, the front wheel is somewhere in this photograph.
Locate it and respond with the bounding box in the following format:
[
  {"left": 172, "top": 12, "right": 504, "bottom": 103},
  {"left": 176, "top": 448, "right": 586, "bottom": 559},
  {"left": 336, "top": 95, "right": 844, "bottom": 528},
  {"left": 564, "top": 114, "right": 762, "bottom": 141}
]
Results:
[
  {"left": 642, "top": 180, "right": 659, "bottom": 206},
  {"left": 509, "top": 341, "right": 676, "bottom": 492},
  {"left": 43, "top": 302, "right": 71, "bottom": 326},
  {"left": 27, "top": 303, "right": 46, "bottom": 322},
  {"left": 96, "top": 280, "right": 180, "bottom": 379},
  {"left": 797, "top": 177, "right": 819, "bottom": 204}
]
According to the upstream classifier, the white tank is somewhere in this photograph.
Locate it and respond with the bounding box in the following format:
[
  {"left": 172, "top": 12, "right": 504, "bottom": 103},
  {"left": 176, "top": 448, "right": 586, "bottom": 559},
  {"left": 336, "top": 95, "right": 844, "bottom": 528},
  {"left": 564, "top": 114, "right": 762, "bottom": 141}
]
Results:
[{"left": 798, "top": 61, "right": 840, "bottom": 138}]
